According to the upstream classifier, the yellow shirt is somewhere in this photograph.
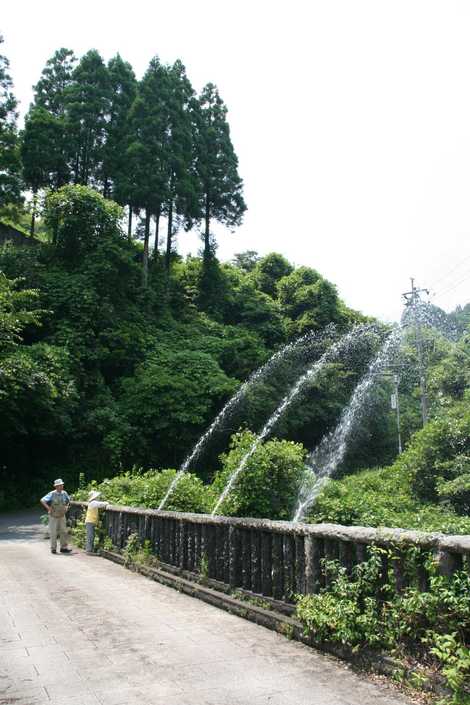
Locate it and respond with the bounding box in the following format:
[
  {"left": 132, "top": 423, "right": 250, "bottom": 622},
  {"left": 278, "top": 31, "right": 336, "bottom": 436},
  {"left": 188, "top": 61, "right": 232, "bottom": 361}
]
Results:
[{"left": 85, "top": 501, "right": 107, "bottom": 525}]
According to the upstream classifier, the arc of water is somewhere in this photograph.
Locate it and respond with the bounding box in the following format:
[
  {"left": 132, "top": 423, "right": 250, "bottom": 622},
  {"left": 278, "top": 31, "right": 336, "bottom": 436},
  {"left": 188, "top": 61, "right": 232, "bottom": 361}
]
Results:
[
  {"left": 211, "top": 324, "right": 376, "bottom": 516},
  {"left": 293, "top": 326, "right": 402, "bottom": 522},
  {"left": 158, "top": 328, "right": 324, "bottom": 511}
]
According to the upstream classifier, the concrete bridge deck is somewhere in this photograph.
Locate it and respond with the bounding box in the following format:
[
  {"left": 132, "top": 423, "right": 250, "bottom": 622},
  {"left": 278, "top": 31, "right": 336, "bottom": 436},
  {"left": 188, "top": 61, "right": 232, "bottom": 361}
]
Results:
[{"left": 0, "top": 512, "right": 413, "bottom": 705}]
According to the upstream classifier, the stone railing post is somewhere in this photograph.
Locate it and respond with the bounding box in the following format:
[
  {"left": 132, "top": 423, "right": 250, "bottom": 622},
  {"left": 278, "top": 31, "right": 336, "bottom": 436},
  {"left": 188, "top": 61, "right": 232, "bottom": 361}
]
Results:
[
  {"left": 435, "top": 549, "right": 462, "bottom": 577},
  {"left": 229, "top": 526, "right": 242, "bottom": 588}
]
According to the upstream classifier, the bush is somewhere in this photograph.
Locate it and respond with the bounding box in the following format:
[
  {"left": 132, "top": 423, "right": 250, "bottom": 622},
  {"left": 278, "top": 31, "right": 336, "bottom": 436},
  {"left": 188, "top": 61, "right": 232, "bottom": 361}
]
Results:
[
  {"left": 399, "top": 401, "right": 470, "bottom": 504},
  {"left": 296, "top": 551, "right": 470, "bottom": 702},
  {"left": 308, "top": 463, "right": 470, "bottom": 534},
  {"left": 75, "top": 468, "right": 213, "bottom": 514},
  {"left": 211, "top": 430, "right": 308, "bottom": 519}
]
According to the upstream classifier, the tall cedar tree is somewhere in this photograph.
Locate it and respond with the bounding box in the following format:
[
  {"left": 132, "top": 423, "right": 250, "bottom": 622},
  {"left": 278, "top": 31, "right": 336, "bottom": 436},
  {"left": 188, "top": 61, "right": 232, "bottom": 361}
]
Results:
[
  {"left": 102, "top": 54, "right": 137, "bottom": 207},
  {"left": 126, "top": 56, "right": 171, "bottom": 286},
  {"left": 21, "top": 107, "right": 66, "bottom": 234},
  {"left": 0, "top": 35, "right": 22, "bottom": 208},
  {"left": 194, "top": 83, "right": 246, "bottom": 259},
  {"left": 164, "top": 60, "right": 198, "bottom": 272},
  {"left": 34, "top": 48, "right": 76, "bottom": 118},
  {"left": 66, "top": 50, "right": 111, "bottom": 187},
  {"left": 31, "top": 48, "right": 76, "bottom": 189}
]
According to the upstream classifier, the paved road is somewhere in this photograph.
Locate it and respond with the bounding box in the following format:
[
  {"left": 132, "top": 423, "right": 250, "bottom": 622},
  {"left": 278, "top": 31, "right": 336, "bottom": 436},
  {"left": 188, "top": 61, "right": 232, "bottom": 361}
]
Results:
[{"left": 0, "top": 512, "right": 412, "bottom": 705}]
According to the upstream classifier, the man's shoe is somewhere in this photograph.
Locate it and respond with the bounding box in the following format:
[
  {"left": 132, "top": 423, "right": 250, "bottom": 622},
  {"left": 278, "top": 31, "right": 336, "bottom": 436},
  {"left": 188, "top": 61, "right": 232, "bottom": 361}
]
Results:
[
  {"left": 51, "top": 549, "right": 57, "bottom": 554},
  {"left": 60, "top": 548, "right": 72, "bottom": 554}
]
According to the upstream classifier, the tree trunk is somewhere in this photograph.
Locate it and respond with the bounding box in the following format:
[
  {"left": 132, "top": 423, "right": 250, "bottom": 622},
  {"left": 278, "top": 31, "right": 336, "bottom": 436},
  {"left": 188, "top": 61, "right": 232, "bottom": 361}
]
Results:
[
  {"left": 153, "top": 206, "right": 161, "bottom": 256},
  {"left": 165, "top": 200, "right": 173, "bottom": 272},
  {"left": 127, "top": 206, "right": 133, "bottom": 241},
  {"left": 30, "top": 190, "right": 38, "bottom": 237},
  {"left": 142, "top": 208, "right": 150, "bottom": 288},
  {"left": 204, "top": 193, "right": 211, "bottom": 259}
]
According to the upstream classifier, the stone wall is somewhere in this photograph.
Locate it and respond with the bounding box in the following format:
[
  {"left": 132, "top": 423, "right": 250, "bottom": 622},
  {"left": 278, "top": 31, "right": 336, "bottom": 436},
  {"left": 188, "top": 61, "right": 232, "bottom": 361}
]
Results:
[{"left": 70, "top": 502, "right": 470, "bottom": 603}]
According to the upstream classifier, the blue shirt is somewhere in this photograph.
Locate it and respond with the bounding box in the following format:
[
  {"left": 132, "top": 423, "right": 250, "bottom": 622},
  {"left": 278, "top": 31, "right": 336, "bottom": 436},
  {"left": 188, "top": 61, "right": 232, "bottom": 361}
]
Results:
[{"left": 41, "top": 490, "right": 70, "bottom": 505}]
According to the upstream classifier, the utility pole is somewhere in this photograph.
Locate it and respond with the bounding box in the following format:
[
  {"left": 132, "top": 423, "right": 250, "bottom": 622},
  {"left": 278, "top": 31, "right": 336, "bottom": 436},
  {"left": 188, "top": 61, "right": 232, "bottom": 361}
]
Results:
[
  {"left": 390, "top": 373, "right": 402, "bottom": 454},
  {"left": 402, "top": 278, "right": 429, "bottom": 426},
  {"left": 374, "top": 369, "right": 403, "bottom": 455}
]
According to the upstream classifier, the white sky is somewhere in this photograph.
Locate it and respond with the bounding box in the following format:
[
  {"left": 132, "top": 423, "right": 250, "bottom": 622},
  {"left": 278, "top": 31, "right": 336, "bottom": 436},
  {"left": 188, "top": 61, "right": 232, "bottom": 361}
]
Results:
[{"left": 2, "top": 0, "right": 470, "bottom": 321}]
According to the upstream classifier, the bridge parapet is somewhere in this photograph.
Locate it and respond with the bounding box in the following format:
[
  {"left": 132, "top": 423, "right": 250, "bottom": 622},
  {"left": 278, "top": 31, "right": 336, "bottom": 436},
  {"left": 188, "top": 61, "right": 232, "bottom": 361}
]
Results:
[{"left": 70, "top": 502, "right": 470, "bottom": 602}]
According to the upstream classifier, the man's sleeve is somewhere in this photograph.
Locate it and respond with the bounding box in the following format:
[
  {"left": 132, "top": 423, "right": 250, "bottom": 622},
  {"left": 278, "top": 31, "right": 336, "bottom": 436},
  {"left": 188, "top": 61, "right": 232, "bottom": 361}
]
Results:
[
  {"left": 65, "top": 492, "right": 71, "bottom": 503},
  {"left": 41, "top": 492, "right": 53, "bottom": 504},
  {"left": 97, "top": 501, "right": 108, "bottom": 509}
]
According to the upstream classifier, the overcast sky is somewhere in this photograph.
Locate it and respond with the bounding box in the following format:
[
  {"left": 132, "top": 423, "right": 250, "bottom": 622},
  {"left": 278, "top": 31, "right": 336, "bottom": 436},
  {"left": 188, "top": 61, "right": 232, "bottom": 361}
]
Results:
[{"left": 2, "top": 0, "right": 470, "bottom": 321}]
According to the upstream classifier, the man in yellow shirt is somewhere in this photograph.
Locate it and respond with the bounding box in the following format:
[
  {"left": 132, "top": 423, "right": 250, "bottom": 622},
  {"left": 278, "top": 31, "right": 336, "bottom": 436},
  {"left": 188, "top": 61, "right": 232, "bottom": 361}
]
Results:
[{"left": 85, "top": 490, "right": 108, "bottom": 554}]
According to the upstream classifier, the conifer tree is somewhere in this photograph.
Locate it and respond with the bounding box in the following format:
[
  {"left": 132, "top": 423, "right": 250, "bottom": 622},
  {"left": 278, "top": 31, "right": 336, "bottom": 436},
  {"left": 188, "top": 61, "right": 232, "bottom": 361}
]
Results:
[
  {"left": 21, "top": 107, "right": 64, "bottom": 234},
  {"left": 31, "top": 48, "right": 76, "bottom": 188},
  {"left": 125, "top": 56, "right": 170, "bottom": 286},
  {"left": 66, "top": 50, "right": 111, "bottom": 187},
  {"left": 34, "top": 48, "right": 76, "bottom": 118},
  {"left": 163, "top": 60, "right": 198, "bottom": 271},
  {"left": 194, "top": 83, "right": 246, "bottom": 259},
  {"left": 102, "top": 54, "right": 137, "bottom": 201},
  {"left": 0, "top": 35, "right": 22, "bottom": 208}
]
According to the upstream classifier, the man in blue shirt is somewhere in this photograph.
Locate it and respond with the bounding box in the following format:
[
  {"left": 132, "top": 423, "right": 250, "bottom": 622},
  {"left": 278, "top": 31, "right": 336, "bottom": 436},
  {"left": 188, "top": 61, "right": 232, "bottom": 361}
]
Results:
[{"left": 40, "top": 479, "right": 72, "bottom": 554}]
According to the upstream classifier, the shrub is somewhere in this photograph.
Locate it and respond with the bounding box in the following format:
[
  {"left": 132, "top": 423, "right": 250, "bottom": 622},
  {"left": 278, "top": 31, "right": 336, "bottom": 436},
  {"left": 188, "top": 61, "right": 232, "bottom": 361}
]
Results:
[
  {"left": 296, "top": 551, "right": 470, "bottom": 702},
  {"left": 307, "top": 463, "right": 470, "bottom": 534},
  {"left": 75, "top": 468, "right": 213, "bottom": 514},
  {"left": 210, "top": 430, "right": 308, "bottom": 519},
  {"left": 399, "top": 402, "right": 470, "bottom": 504}
]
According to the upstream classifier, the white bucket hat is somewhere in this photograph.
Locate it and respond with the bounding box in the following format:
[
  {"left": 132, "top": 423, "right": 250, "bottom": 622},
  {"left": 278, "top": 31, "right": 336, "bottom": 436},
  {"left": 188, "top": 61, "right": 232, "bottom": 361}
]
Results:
[
  {"left": 53, "top": 478, "right": 64, "bottom": 486},
  {"left": 88, "top": 490, "right": 101, "bottom": 502}
]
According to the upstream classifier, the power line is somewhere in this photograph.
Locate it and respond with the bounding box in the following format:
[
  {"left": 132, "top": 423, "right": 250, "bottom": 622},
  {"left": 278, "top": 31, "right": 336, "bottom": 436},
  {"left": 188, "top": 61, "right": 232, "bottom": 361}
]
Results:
[
  {"left": 433, "top": 271, "right": 470, "bottom": 300},
  {"left": 428, "top": 252, "right": 470, "bottom": 290}
]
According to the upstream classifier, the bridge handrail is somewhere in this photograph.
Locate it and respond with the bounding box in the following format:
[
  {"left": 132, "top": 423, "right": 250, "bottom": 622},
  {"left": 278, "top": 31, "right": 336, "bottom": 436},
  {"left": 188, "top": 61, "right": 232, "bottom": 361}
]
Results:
[{"left": 69, "top": 501, "right": 470, "bottom": 602}]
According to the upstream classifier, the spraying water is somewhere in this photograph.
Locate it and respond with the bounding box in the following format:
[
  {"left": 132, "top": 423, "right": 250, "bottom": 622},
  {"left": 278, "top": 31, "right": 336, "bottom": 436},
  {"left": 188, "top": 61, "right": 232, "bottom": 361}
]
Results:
[
  {"left": 211, "top": 324, "right": 378, "bottom": 516},
  {"left": 158, "top": 328, "right": 326, "bottom": 511},
  {"left": 293, "top": 326, "right": 403, "bottom": 522}
]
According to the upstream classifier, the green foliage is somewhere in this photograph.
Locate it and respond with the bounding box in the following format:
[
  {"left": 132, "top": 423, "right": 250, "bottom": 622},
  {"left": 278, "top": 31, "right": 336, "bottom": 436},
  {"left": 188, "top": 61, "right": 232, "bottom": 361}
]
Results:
[
  {"left": 71, "top": 518, "right": 86, "bottom": 548},
  {"left": 0, "top": 35, "right": 22, "bottom": 207},
  {"left": 437, "top": 457, "right": 470, "bottom": 515},
  {"left": 211, "top": 430, "right": 308, "bottom": 519},
  {"left": 21, "top": 107, "right": 67, "bottom": 195},
  {"left": 296, "top": 552, "right": 470, "bottom": 701},
  {"left": 75, "top": 468, "right": 213, "bottom": 514},
  {"left": 102, "top": 54, "right": 137, "bottom": 201},
  {"left": 398, "top": 401, "right": 470, "bottom": 504},
  {"left": 33, "top": 47, "right": 76, "bottom": 119},
  {"left": 122, "top": 532, "right": 142, "bottom": 565},
  {"left": 308, "top": 463, "right": 470, "bottom": 534},
  {"left": 67, "top": 50, "right": 111, "bottom": 187},
  {"left": 44, "top": 185, "right": 124, "bottom": 258},
  {"left": 194, "top": 82, "right": 246, "bottom": 257},
  {"left": 277, "top": 266, "right": 347, "bottom": 335},
  {"left": 251, "top": 253, "right": 293, "bottom": 298},
  {"left": 296, "top": 550, "right": 388, "bottom": 649},
  {"left": 116, "top": 347, "right": 237, "bottom": 469},
  {"left": 425, "top": 632, "right": 470, "bottom": 703},
  {"left": 0, "top": 271, "right": 42, "bottom": 351}
]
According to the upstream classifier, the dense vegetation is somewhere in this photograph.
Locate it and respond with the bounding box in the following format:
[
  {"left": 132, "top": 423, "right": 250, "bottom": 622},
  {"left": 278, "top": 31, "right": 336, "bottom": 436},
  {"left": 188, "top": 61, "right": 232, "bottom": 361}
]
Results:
[
  {"left": 0, "top": 33, "right": 468, "bottom": 533},
  {"left": 0, "top": 180, "right": 370, "bottom": 508},
  {"left": 296, "top": 551, "right": 470, "bottom": 703}
]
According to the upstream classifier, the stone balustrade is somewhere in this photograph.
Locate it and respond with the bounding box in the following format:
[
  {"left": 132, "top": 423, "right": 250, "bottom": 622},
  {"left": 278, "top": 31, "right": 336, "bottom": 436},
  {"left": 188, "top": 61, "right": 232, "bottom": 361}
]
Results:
[{"left": 70, "top": 502, "right": 470, "bottom": 603}]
